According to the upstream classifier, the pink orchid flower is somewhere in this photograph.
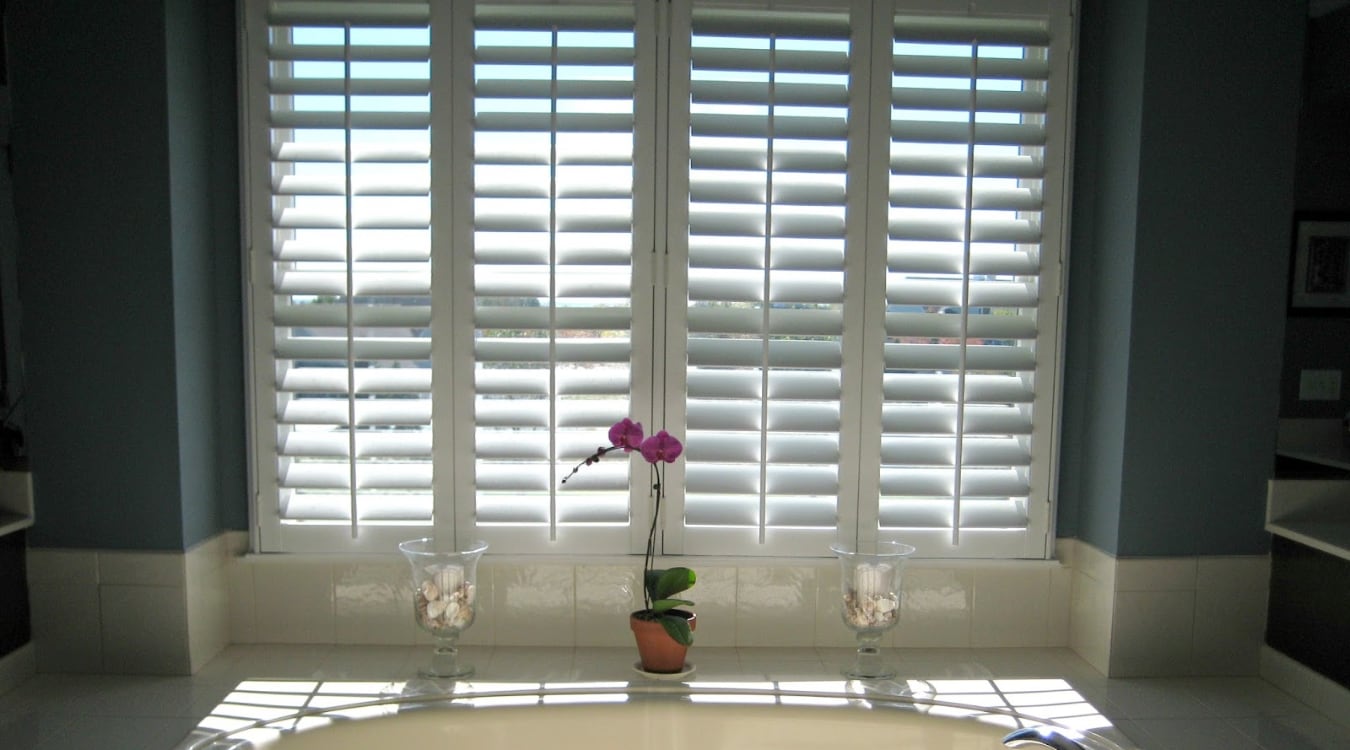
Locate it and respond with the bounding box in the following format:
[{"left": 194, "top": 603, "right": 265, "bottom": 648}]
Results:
[
  {"left": 639, "top": 430, "right": 683, "bottom": 464},
  {"left": 608, "top": 418, "right": 645, "bottom": 452}
]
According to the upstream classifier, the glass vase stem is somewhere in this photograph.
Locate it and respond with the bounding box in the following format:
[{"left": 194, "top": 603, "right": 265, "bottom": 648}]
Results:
[
  {"left": 846, "top": 631, "right": 892, "bottom": 680},
  {"left": 425, "top": 635, "right": 470, "bottom": 679}
]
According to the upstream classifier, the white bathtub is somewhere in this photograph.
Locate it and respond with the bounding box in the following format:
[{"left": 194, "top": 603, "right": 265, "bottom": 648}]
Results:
[{"left": 179, "top": 684, "right": 1131, "bottom": 749}]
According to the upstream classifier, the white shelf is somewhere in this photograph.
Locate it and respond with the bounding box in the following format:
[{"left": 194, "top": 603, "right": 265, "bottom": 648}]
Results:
[
  {"left": 1266, "top": 478, "right": 1350, "bottom": 561},
  {"left": 1266, "top": 519, "right": 1350, "bottom": 561},
  {"left": 1276, "top": 418, "right": 1350, "bottom": 471}
]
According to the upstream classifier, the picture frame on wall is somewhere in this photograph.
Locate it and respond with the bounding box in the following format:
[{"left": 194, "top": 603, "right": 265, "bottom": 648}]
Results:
[{"left": 1289, "top": 214, "right": 1350, "bottom": 314}]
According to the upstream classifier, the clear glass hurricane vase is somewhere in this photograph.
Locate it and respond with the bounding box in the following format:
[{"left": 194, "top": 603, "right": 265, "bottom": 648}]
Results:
[
  {"left": 830, "top": 540, "right": 916, "bottom": 680},
  {"left": 399, "top": 538, "right": 488, "bottom": 679}
]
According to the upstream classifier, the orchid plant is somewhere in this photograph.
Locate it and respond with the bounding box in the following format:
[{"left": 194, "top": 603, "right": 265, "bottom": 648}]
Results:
[{"left": 562, "top": 418, "right": 696, "bottom": 646}]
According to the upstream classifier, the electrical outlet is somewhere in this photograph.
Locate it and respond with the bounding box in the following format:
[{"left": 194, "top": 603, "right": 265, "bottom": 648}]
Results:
[{"left": 1299, "top": 369, "right": 1342, "bottom": 401}]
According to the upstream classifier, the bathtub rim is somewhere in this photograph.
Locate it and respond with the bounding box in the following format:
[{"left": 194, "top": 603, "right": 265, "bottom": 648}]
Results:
[{"left": 177, "top": 683, "right": 1131, "bottom": 750}]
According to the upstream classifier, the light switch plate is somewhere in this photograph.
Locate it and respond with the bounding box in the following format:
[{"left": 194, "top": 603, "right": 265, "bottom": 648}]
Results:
[{"left": 1299, "top": 369, "right": 1342, "bottom": 401}]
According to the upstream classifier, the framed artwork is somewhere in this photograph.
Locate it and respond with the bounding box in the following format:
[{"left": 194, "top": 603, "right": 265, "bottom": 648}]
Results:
[{"left": 1290, "top": 215, "right": 1350, "bottom": 313}]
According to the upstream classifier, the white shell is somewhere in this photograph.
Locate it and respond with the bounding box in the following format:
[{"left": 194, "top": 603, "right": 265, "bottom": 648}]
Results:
[
  {"left": 427, "top": 598, "right": 449, "bottom": 619},
  {"left": 420, "top": 580, "right": 441, "bottom": 601},
  {"left": 435, "top": 565, "right": 465, "bottom": 594}
]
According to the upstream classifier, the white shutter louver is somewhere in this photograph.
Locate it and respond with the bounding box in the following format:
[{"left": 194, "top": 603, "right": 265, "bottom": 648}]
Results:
[
  {"left": 878, "top": 11, "right": 1060, "bottom": 557},
  {"left": 679, "top": 4, "right": 854, "bottom": 555},
  {"left": 260, "top": 0, "right": 436, "bottom": 547},
  {"left": 471, "top": 3, "right": 642, "bottom": 551}
]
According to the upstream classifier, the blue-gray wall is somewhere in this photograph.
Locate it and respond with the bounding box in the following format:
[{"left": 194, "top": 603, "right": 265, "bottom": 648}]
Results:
[
  {"left": 1056, "top": 0, "right": 1148, "bottom": 555},
  {"left": 1058, "top": 0, "right": 1305, "bottom": 556},
  {"left": 8, "top": 0, "right": 245, "bottom": 551}
]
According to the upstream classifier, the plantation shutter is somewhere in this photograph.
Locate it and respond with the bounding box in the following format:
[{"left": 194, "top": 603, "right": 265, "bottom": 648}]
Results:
[
  {"left": 243, "top": 0, "right": 1074, "bottom": 558},
  {"left": 876, "top": 6, "right": 1068, "bottom": 558},
  {"left": 468, "top": 2, "right": 650, "bottom": 553},
  {"left": 249, "top": 0, "right": 438, "bottom": 552},
  {"left": 674, "top": 2, "right": 858, "bottom": 556}
]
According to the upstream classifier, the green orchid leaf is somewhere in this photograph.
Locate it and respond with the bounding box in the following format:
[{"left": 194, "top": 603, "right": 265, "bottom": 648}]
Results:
[
  {"left": 650, "top": 567, "right": 696, "bottom": 600},
  {"left": 650, "top": 598, "right": 694, "bottom": 613},
  {"left": 659, "top": 614, "right": 694, "bottom": 646},
  {"left": 644, "top": 568, "right": 663, "bottom": 601}
]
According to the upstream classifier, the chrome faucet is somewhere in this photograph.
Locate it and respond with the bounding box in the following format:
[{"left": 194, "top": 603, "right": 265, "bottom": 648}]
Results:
[{"left": 1002, "top": 727, "right": 1088, "bottom": 749}]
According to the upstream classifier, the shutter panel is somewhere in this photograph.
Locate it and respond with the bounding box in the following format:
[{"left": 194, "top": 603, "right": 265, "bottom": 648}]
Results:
[
  {"left": 877, "top": 9, "right": 1061, "bottom": 557},
  {"left": 471, "top": 2, "right": 643, "bottom": 551},
  {"left": 679, "top": 2, "right": 854, "bottom": 556},
  {"left": 259, "top": 0, "right": 437, "bottom": 548}
]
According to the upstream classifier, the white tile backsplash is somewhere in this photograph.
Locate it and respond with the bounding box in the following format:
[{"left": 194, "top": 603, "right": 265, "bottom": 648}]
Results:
[
  {"left": 333, "top": 560, "right": 415, "bottom": 646},
  {"left": 100, "top": 584, "right": 190, "bottom": 674},
  {"left": 1048, "top": 565, "right": 1073, "bottom": 647},
  {"left": 1059, "top": 540, "right": 1271, "bottom": 679},
  {"left": 26, "top": 548, "right": 99, "bottom": 586},
  {"left": 1192, "top": 584, "right": 1268, "bottom": 675},
  {"left": 689, "top": 566, "right": 737, "bottom": 647},
  {"left": 734, "top": 566, "right": 816, "bottom": 647},
  {"left": 1114, "top": 557, "right": 1198, "bottom": 592},
  {"left": 1074, "top": 542, "right": 1118, "bottom": 589},
  {"left": 252, "top": 558, "right": 334, "bottom": 644},
  {"left": 226, "top": 551, "right": 257, "bottom": 644},
  {"left": 185, "top": 538, "right": 231, "bottom": 671},
  {"left": 971, "top": 567, "right": 1053, "bottom": 647},
  {"left": 574, "top": 565, "right": 640, "bottom": 647},
  {"left": 98, "top": 550, "right": 185, "bottom": 587},
  {"left": 895, "top": 567, "right": 973, "bottom": 648},
  {"left": 1109, "top": 589, "right": 1196, "bottom": 677},
  {"left": 23, "top": 535, "right": 1274, "bottom": 681},
  {"left": 28, "top": 575, "right": 102, "bottom": 672},
  {"left": 1196, "top": 556, "right": 1271, "bottom": 591},
  {"left": 813, "top": 565, "right": 857, "bottom": 648},
  {"left": 1070, "top": 568, "right": 1115, "bottom": 674},
  {"left": 492, "top": 563, "right": 575, "bottom": 646}
]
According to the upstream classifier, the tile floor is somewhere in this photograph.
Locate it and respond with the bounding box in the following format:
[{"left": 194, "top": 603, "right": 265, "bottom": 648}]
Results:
[{"left": 0, "top": 645, "right": 1347, "bottom": 750}]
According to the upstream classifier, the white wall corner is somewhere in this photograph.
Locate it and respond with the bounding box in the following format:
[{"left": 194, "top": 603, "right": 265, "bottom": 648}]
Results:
[
  {"left": 1059, "top": 541, "right": 1271, "bottom": 678},
  {"left": 1065, "top": 538, "right": 1114, "bottom": 674},
  {"left": 96, "top": 547, "right": 192, "bottom": 674},
  {"left": 26, "top": 548, "right": 102, "bottom": 673},
  {"left": 99, "top": 582, "right": 190, "bottom": 674},
  {"left": 0, "top": 642, "right": 35, "bottom": 695},
  {"left": 186, "top": 533, "right": 233, "bottom": 672},
  {"left": 26, "top": 538, "right": 244, "bottom": 676},
  {"left": 1191, "top": 555, "right": 1271, "bottom": 676},
  {"left": 226, "top": 535, "right": 258, "bottom": 644}
]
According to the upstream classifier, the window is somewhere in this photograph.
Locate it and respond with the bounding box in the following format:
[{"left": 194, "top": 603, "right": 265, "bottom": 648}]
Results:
[{"left": 242, "top": 0, "right": 1074, "bottom": 558}]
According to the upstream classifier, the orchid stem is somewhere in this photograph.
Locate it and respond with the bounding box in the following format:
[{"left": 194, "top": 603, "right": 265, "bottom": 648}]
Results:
[
  {"left": 644, "top": 463, "right": 663, "bottom": 611},
  {"left": 559, "top": 444, "right": 619, "bottom": 485}
]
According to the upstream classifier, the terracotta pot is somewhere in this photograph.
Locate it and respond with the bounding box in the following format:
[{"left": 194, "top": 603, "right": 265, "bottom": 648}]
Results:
[{"left": 630, "top": 609, "right": 696, "bottom": 673}]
